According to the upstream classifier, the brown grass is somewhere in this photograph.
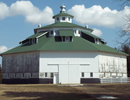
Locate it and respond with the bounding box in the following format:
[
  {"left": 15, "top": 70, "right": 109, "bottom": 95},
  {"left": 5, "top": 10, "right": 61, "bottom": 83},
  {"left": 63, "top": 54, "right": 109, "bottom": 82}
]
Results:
[
  {"left": 0, "top": 68, "right": 1, "bottom": 84},
  {"left": 0, "top": 83, "right": 130, "bottom": 100}
]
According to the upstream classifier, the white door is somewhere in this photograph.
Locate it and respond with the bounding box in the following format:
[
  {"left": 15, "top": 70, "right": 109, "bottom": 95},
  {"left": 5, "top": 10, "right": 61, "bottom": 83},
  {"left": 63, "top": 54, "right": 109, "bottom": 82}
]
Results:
[
  {"left": 59, "top": 65, "right": 69, "bottom": 84},
  {"left": 59, "top": 64, "right": 80, "bottom": 84},
  {"left": 69, "top": 64, "right": 80, "bottom": 83},
  {"left": 53, "top": 73, "right": 59, "bottom": 84}
]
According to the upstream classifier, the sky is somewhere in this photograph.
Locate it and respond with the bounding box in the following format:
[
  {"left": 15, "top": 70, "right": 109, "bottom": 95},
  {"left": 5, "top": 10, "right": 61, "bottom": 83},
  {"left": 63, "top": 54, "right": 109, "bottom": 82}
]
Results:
[{"left": 0, "top": 0, "right": 130, "bottom": 64}]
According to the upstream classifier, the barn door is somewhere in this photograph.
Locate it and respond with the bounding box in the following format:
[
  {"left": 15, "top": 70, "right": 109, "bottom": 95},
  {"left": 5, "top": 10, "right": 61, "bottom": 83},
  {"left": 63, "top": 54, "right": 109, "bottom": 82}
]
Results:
[{"left": 59, "top": 64, "right": 80, "bottom": 84}]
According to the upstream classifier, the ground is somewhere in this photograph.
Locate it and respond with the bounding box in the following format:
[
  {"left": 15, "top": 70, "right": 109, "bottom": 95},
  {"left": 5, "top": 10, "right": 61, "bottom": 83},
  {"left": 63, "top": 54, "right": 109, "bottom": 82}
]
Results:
[{"left": 0, "top": 83, "right": 130, "bottom": 100}]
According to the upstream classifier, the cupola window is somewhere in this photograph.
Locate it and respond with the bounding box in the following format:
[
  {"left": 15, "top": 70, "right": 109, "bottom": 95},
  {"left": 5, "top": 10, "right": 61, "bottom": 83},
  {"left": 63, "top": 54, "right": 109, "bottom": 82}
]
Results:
[
  {"left": 65, "top": 36, "right": 70, "bottom": 42},
  {"left": 62, "top": 17, "right": 65, "bottom": 20},
  {"left": 78, "top": 31, "right": 81, "bottom": 34},
  {"left": 57, "top": 17, "right": 59, "bottom": 21},
  {"left": 51, "top": 31, "right": 53, "bottom": 35},
  {"left": 68, "top": 17, "right": 70, "bottom": 21},
  {"left": 55, "top": 36, "right": 72, "bottom": 42}
]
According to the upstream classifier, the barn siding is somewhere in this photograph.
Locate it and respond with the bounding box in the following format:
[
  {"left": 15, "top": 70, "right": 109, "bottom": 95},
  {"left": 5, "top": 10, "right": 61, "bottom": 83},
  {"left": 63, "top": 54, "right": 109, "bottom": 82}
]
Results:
[
  {"left": 99, "top": 52, "right": 127, "bottom": 78},
  {"left": 2, "top": 52, "right": 39, "bottom": 73}
]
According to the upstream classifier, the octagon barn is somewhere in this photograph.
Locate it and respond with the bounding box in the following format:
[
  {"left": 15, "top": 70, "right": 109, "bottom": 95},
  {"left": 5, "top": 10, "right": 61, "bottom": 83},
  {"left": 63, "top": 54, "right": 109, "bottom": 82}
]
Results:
[{"left": 0, "top": 5, "right": 127, "bottom": 84}]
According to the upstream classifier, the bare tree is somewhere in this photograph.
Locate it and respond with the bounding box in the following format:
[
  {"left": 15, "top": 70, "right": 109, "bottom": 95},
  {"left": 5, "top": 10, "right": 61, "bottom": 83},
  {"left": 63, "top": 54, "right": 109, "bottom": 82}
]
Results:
[
  {"left": 116, "top": 0, "right": 130, "bottom": 48},
  {"left": 120, "top": 0, "right": 130, "bottom": 7},
  {"left": 121, "top": 44, "right": 130, "bottom": 54}
]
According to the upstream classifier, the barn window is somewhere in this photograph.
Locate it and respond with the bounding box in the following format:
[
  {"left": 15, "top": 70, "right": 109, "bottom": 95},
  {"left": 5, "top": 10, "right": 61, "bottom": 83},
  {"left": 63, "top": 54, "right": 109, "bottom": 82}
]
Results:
[
  {"left": 45, "top": 73, "right": 47, "bottom": 77},
  {"left": 81, "top": 72, "right": 84, "bottom": 77},
  {"left": 51, "top": 73, "right": 54, "bottom": 78},
  {"left": 90, "top": 72, "right": 93, "bottom": 77}
]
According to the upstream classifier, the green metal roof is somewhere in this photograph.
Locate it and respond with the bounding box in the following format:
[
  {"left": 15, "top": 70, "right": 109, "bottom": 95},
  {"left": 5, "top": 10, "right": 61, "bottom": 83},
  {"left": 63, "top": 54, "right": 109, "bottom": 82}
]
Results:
[
  {"left": 1, "top": 34, "right": 127, "bottom": 56},
  {"left": 59, "top": 30, "right": 74, "bottom": 36},
  {"left": 35, "top": 22, "right": 93, "bottom": 32},
  {"left": 53, "top": 13, "right": 74, "bottom": 18}
]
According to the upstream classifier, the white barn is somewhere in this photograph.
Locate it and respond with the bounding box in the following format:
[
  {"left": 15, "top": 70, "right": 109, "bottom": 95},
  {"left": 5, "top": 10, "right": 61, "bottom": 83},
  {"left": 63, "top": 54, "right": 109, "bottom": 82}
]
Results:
[{"left": 0, "top": 5, "right": 127, "bottom": 84}]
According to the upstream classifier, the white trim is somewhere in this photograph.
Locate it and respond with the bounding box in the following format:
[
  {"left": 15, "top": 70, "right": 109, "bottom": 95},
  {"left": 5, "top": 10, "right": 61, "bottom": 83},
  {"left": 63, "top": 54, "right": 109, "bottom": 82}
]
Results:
[
  {"left": 47, "top": 62, "right": 90, "bottom": 65},
  {"left": 36, "top": 32, "right": 48, "bottom": 39}
]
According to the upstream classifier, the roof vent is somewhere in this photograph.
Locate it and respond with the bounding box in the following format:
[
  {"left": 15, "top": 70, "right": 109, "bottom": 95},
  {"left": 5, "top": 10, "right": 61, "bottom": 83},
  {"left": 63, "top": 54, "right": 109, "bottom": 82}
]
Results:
[
  {"left": 85, "top": 25, "right": 88, "bottom": 28},
  {"left": 38, "top": 24, "right": 41, "bottom": 28}
]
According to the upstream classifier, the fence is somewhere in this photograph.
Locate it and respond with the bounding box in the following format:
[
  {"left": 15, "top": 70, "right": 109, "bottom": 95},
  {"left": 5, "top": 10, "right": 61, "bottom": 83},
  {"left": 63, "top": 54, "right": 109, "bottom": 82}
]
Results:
[{"left": 100, "top": 77, "right": 130, "bottom": 83}]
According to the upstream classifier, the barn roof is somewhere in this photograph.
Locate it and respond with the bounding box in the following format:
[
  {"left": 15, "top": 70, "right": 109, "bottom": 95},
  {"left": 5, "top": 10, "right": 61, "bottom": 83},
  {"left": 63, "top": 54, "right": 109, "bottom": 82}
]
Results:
[
  {"left": 34, "top": 22, "right": 93, "bottom": 33},
  {"left": 1, "top": 32, "right": 127, "bottom": 56},
  {"left": 53, "top": 13, "right": 74, "bottom": 18},
  {"left": 0, "top": 6, "right": 127, "bottom": 56}
]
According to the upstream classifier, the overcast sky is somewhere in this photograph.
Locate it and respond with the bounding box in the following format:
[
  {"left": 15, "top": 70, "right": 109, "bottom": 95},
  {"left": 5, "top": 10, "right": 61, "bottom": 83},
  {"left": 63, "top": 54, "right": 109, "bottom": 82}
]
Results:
[{"left": 0, "top": 0, "right": 130, "bottom": 64}]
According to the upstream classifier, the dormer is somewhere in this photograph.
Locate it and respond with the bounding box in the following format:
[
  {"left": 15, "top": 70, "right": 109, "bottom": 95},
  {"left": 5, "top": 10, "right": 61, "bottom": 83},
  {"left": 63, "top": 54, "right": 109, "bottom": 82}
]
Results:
[{"left": 53, "top": 5, "right": 74, "bottom": 23}]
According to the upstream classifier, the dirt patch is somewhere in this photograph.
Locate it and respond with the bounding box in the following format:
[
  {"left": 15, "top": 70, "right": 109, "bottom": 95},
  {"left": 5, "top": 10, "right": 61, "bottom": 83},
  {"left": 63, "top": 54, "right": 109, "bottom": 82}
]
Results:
[{"left": 0, "top": 83, "right": 130, "bottom": 100}]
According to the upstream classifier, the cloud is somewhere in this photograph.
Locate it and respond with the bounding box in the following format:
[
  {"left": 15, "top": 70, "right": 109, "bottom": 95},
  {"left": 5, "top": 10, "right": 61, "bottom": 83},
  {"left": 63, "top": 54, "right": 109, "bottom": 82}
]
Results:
[
  {"left": 68, "top": 5, "right": 130, "bottom": 27},
  {"left": 0, "top": 1, "right": 54, "bottom": 24},
  {"left": 0, "top": 46, "right": 8, "bottom": 53},
  {"left": 0, "top": 2, "right": 9, "bottom": 20},
  {"left": 92, "top": 28, "right": 103, "bottom": 37}
]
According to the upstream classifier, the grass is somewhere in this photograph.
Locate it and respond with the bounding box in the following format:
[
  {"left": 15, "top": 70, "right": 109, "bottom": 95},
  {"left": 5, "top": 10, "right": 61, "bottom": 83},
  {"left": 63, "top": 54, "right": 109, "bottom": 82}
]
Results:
[{"left": 0, "top": 83, "right": 130, "bottom": 100}]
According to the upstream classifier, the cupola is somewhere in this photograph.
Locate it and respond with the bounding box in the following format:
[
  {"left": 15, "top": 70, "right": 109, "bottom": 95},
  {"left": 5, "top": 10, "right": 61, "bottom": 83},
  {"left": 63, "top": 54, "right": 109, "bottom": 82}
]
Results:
[{"left": 53, "top": 5, "right": 74, "bottom": 23}]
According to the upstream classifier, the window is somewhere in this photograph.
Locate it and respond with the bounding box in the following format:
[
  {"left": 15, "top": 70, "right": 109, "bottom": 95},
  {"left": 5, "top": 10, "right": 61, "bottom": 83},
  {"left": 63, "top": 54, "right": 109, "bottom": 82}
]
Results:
[
  {"left": 65, "top": 36, "right": 70, "bottom": 42},
  {"left": 51, "top": 73, "right": 54, "bottom": 78},
  {"left": 62, "top": 17, "right": 65, "bottom": 20},
  {"left": 81, "top": 72, "right": 84, "bottom": 77},
  {"left": 74, "top": 30, "right": 76, "bottom": 34},
  {"left": 45, "top": 73, "right": 47, "bottom": 77},
  {"left": 55, "top": 30, "right": 59, "bottom": 36},
  {"left": 78, "top": 31, "right": 81, "bottom": 34},
  {"left": 51, "top": 31, "right": 53, "bottom": 35},
  {"left": 90, "top": 72, "right": 93, "bottom": 77},
  {"left": 57, "top": 17, "right": 59, "bottom": 21},
  {"left": 55, "top": 36, "right": 72, "bottom": 42},
  {"left": 32, "top": 38, "right": 36, "bottom": 44},
  {"left": 68, "top": 17, "right": 70, "bottom": 21}
]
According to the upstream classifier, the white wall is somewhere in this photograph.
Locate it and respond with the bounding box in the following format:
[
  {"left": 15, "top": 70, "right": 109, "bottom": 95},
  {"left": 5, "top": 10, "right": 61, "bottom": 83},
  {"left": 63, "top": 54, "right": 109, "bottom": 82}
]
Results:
[
  {"left": 99, "top": 52, "right": 127, "bottom": 78},
  {"left": 39, "top": 51, "right": 99, "bottom": 83}
]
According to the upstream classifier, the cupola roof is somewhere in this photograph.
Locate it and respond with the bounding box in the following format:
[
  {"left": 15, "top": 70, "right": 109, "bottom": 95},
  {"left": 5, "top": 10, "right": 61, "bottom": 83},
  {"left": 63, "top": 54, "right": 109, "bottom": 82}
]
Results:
[{"left": 53, "top": 5, "right": 74, "bottom": 19}]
